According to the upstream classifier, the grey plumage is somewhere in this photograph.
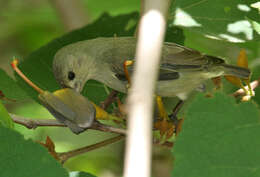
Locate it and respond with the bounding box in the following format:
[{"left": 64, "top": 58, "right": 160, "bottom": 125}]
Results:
[
  {"left": 53, "top": 37, "right": 251, "bottom": 100},
  {"left": 39, "top": 89, "right": 96, "bottom": 134}
]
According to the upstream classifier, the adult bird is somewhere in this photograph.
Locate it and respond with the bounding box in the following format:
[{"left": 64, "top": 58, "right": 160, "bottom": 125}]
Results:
[{"left": 53, "top": 37, "right": 250, "bottom": 100}]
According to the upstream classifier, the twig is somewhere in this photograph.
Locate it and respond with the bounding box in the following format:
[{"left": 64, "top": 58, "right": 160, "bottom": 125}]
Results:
[
  {"left": 58, "top": 135, "right": 124, "bottom": 163},
  {"left": 91, "top": 121, "right": 126, "bottom": 135},
  {"left": 50, "top": 0, "right": 90, "bottom": 31},
  {"left": 11, "top": 113, "right": 173, "bottom": 162},
  {"left": 134, "top": 0, "right": 145, "bottom": 37},
  {"left": 153, "top": 139, "right": 174, "bottom": 148},
  {"left": 11, "top": 113, "right": 65, "bottom": 128},
  {"left": 100, "top": 90, "right": 119, "bottom": 110},
  {"left": 10, "top": 113, "right": 126, "bottom": 135},
  {"left": 124, "top": 0, "right": 170, "bottom": 176},
  {"left": 232, "top": 78, "right": 260, "bottom": 97}
]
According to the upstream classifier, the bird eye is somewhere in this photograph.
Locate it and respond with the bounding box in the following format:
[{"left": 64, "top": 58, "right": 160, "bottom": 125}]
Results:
[{"left": 68, "top": 71, "right": 75, "bottom": 80}]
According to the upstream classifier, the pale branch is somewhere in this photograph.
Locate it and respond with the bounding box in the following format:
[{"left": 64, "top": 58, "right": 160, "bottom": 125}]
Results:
[
  {"left": 123, "top": 0, "right": 170, "bottom": 176},
  {"left": 10, "top": 113, "right": 126, "bottom": 135},
  {"left": 91, "top": 121, "right": 126, "bottom": 135},
  {"left": 58, "top": 135, "right": 124, "bottom": 163},
  {"left": 134, "top": 0, "right": 145, "bottom": 37},
  {"left": 56, "top": 135, "right": 172, "bottom": 164},
  {"left": 50, "top": 0, "right": 90, "bottom": 31}
]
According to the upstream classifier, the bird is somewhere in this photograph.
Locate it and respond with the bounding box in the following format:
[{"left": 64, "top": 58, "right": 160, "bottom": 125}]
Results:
[
  {"left": 53, "top": 37, "right": 250, "bottom": 100},
  {"left": 39, "top": 88, "right": 96, "bottom": 134}
]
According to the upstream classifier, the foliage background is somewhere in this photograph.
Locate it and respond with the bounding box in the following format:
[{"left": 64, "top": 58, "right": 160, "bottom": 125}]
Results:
[{"left": 0, "top": 0, "right": 259, "bottom": 177}]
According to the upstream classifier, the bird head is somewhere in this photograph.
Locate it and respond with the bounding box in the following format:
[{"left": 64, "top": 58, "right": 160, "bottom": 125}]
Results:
[{"left": 53, "top": 44, "right": 92, "bottom": 93}]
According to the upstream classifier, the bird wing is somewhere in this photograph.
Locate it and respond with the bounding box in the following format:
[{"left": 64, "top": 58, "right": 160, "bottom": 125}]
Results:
[
  {"left": 38, "top": 91, "right": 76, "bottom": 122},
  {"left": 110, "top": 40, "right": 210, "bottom": 81},
  {"left": 160, "top": 42, "right": 208, "bottom": 67},
  {"left": 113, "top": 65, "right": 180, "bottom": 81}
]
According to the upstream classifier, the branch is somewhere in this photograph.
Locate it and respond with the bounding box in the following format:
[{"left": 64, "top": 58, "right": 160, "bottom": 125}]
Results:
[
  {"left": 58, "top": 135, "right": 124, "bottom": 163},
  {"left": 100, "top": 90, "right": 119, "bottom": 110},
  {"left": 50, "top": 0, "right": 90, "bottom": 31},
  {"left": 11, "top": 113, "right": 173, "bottom": 162},
  {"left": 134, "top": 0, "right": 145, "bottom": 37},
  {"left": 10, "top": 113, "right": 126, "bottom": 135},
  {"left": 124, "top": 0, "right": 171, "bottom": 177}
]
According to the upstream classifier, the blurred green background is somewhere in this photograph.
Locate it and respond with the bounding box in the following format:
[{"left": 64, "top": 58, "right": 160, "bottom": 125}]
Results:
[
  {"left": 0, "top": 0, "right": 140, "bottom": 176},
  {"left": 0, "top": 1, "right": 172, "bottom": 177},
  {"left": 1, "top": 1, "right": 259, "bottom": 177}
]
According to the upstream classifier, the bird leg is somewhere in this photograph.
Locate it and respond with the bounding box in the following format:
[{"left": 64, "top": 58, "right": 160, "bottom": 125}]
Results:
[
  {"left": 156, "top": 96, "right": 168, "bottom": 120},
  {"left": 154, "top": 95, "right": 178, "bottom": 142},
  {"left": 123, "top": 59, "right": 177, "bottom": 140},
  {"left": 123, "top": 60, "right": 170, "bottom": 121},
  {"left": 123, "top": 60, "right": 134, "bottom": 87},
  {"left": 123, "top": 60, "right": 170, "bottom": 120},
  {"left": 169, "top": 100, "right": 184, "bottom": 135}
]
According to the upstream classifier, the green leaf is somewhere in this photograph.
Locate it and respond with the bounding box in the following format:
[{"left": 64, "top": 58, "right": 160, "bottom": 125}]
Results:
[
  {"left": 170, "top": 0, "right": 260, "bottom": 42},
  {"left": 69, "top": 171, "right": 97, "bottom": 177},
  {"left": 250, "top": 2, "right": 260, "bottom": 13},
  {"left": 0, "top": 100, "right": 14, "bottom": 128},
  {"left": 248, "top": 18, "right": 260, "bottom": 34},
  {"left": 16, "top": 12, "right": 184, "bottom": 107},
  {"left": 0, "top": 69, "right": 29, "bottom": 101},
  {"left": 172, "top": 92, "right": 260, "bottom": 177},
  {"left": 78, "top": 172, "right": 97, "bottom": 177},
  {"left": 0, "top": 126, "right": 68, "bottom": 177}
]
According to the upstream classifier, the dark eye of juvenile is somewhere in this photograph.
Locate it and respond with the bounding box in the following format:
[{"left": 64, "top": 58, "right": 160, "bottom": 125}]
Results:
[{"left": 68, "top": 71, "right": 75, "bottom": 80}]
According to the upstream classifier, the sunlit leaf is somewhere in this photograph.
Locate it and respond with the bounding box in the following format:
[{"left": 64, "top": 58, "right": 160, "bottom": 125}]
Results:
[
  {"left": 251, "top": 2, "right": 260, "bottom": 13},
  {"left": 248, "top": 18, "right": 260, "bottom": 34},
  {"left": 170, "top": 0, "right": 259, "bottom": 42}
]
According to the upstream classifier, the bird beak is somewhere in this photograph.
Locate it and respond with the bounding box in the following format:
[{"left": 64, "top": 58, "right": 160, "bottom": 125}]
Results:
[
  {"left": 59, "top": 81, "right": 82, "bottom": 93},
  {"left": 74, "top": 81, "right": 83, "bottom": 93},
  {"left": 75, "top": 86, "right": 82, "bottom": 93}
]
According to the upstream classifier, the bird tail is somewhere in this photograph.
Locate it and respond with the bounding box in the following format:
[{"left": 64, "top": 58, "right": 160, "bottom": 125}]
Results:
[
  {"left": 220, "top": 63, "right": 251, "bottom": 79},
  {"left": 206, "top": 55, "right": 251, "bottom": 79}
]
